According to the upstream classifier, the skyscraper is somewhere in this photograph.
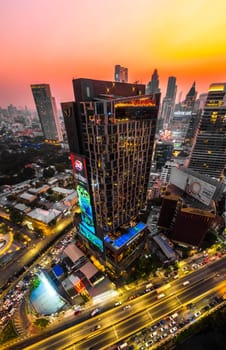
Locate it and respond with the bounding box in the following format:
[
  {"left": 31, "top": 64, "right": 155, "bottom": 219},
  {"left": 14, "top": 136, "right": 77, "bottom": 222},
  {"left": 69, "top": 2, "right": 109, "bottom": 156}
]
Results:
[
  {"left": 62, "top": 78, "right": 160, "bottom": 277},
  {"left": 165, "top": 76, "right": 177, "bottom": 99},
  {"left": 160, "top": 76, "right": 177, "bottom": 126},
  {"left": 182, "top": 81, "right": 197, "bottom": 109},
  {"left": 146, "top": 69, "right": 161, "bottom": 95},
  {"left": 114, "top": 65, "right": 128, "bottom": 83},
  {"left": 31, "top": 84, "right": 63, "bottom": 142},
  {"left": 188, "top": 83, "right": 226, "bottom": 179}
]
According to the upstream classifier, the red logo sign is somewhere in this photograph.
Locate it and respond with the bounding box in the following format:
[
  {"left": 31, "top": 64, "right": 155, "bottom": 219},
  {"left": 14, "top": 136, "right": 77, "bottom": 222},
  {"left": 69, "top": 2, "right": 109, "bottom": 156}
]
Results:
[{"left": 75, "top": 160, "right": 83, "bottom": 171}]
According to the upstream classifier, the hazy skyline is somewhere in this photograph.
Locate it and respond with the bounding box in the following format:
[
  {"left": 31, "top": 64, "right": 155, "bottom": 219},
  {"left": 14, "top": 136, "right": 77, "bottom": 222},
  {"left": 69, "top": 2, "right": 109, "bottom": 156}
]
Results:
[{"left": 1, "top": 0, "right": 226, "bottom": 109}]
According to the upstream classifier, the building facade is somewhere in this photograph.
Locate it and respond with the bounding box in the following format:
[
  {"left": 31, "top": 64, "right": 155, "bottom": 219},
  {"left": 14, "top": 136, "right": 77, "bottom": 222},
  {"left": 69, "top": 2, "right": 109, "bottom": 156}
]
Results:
[
  {"left": 31, "top": 84, "right": 63, "bottom": 142},
  {"left": 160, "top": 76, "right": 177, "bottom": 127},
  {"left": 114, "top": 65, "right": 128, "bottom": 83},
  {"left": 188, "top": 83, "right": 226, "bottom": 179},
  {"left": 62, "top": 78, "right": 160, "bottom": 276}
]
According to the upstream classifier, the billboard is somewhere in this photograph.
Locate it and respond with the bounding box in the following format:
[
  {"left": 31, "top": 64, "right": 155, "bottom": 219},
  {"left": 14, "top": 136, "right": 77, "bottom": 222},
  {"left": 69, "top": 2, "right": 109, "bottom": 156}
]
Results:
[
  {"left": 70, "top": 153, "right": 103, "bottom": 252},
  {"left": 170, "top": 167, "right": 216, "bottom": 206}
]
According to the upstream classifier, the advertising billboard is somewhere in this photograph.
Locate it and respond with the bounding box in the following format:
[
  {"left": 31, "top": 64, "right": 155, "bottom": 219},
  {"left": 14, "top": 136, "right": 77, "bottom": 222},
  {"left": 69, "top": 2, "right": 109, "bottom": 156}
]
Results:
[
  {"left": 170, "top": 167, "right": 216, "bottom": 206},
  {"left": 70, "top": 153, "right": 103, "bottom": 252}
]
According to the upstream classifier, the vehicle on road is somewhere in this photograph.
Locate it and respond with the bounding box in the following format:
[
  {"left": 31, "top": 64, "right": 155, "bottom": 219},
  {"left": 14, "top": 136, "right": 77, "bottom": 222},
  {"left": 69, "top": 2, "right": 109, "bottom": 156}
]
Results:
[
  {"left": 114, "top": 301, "right": 122, "bottom": 307},
  {"left": 182, "top": 280, "right": 190, "bottom": 286},
  {"left": 90, "top": 324, "right": 102, "bottom": 331},
  {"left": 194, "top": 311, "right": 201, "bottom": 317},
  {"left": 123, "top": 305, "right": 131, "bottom": 311},
  {"left": 90, "top": 308, "right": 101, "bottom": 317},
  {"left": 157, "top": 293, "right": 165, "bottom": 299},
  {"left": 170, "top": 327, "right": 177, "bottom": 333}
]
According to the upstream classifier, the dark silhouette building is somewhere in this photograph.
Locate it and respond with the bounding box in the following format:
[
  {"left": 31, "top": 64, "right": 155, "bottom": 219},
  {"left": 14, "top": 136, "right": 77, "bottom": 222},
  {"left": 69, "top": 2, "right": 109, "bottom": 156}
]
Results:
[{"left": 61, "top": 78, "right": 160, "bottom": 277}]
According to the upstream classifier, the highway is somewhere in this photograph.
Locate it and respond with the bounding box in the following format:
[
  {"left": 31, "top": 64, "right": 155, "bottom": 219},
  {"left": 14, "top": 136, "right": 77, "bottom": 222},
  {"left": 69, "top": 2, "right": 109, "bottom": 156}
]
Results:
[{"left": 5, "top": 256, "right": 225, "bottom": 350}]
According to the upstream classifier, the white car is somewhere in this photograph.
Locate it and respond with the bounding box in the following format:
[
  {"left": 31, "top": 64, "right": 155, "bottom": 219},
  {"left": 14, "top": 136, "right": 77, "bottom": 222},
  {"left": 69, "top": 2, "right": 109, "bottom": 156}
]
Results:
[
  {"left": 182, "top": 280, "right": 190, "bottom": 286},
  {"left": 170, "top": 327, "right": 177, "bottom": 333},
  {"left": 194, "top": 311, "right": 201, "bottom": 317},
  {"left": 114, "top": 301, "right": 122, "bottom": 307},
  {"left": 151, "top": 331, "right": 157, "bottom": 337},
  {"left": 123, "top": 305, "right": 131, "bottom": 311},
  {"left": 90, "top": 308, "right": 101, "bottom": 317}
]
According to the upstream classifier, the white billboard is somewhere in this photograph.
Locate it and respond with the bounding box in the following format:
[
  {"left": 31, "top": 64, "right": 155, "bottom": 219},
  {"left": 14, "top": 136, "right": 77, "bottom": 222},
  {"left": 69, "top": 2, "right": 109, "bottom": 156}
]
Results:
[{"left": 170, "top": 168, "right": 216, "bottom": 206}]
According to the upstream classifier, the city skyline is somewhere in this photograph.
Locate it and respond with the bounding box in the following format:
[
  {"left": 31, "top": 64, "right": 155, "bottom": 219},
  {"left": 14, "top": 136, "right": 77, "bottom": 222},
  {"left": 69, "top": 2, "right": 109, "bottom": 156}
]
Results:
[{"left": 1, "top": 0, "right": 226, "bottom": 108}]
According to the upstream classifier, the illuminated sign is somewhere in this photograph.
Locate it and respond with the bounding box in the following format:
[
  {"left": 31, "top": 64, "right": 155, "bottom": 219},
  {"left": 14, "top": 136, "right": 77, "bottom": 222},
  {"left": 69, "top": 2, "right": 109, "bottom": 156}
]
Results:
[
  {"left": 75, "top": 160, "right": 83, "bottom": 171},
  {"left": 70, "top": 153, "right": 103, "bottom": 252}
]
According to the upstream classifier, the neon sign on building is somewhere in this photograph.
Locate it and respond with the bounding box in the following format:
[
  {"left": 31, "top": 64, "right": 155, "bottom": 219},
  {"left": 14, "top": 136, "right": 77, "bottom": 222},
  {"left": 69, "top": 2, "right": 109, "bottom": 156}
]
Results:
[{"left": 70, "top": 153, "right": 103, "bottom": 252}]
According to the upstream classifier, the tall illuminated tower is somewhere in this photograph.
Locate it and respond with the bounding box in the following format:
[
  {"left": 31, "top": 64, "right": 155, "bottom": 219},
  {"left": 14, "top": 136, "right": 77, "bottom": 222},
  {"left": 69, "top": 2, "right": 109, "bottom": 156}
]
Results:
[
  {"left": 31, "top": 84, "right": 63, "bottom": 142},
  {"left": 62, "top": 78, "right": 160, "bottom": 277},
  {"left": 188, "top": 83, "right": 226, "bottom": 179}
]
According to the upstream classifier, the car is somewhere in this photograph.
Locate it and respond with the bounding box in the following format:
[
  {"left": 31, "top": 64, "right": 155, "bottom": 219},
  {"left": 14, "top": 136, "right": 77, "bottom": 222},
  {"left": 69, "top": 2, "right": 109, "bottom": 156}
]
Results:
[
  {"left": 157, "top": 293, "right": 165, "bottom": 299},
  {"left": 90, "top": 308, "right": 101, "bottom": 317},
  {"left": 169, "top": 312, "right": 178, "bottom": 320},
  {"left": 169, "top": 321, "right": 176, "bottom": 327},
  {"left": 145, "top": 340, "right": 153, "bottom": 347},
  {"left": 201, "top": 305, "right": 211, "bottom": 312},
  {"left": 160, "top": 319, "right": 166, "bottom": 325},
  {"left": 74, "top": 309, "right": 81, "bottom": 315},
  {"left": 123, "top": 305, "right": 131, "bottom": 311},
  {"left": 90, "top": 324, "right": 102, "bottom": 331},
  {"left": 169, "top": 327, "right": 177, "bottom": 333},
  {"left": 151, "top": 331, "right": 157, "bottom": 337},
  {"left": 114, "top": 301, "right": 122, "bottom": 307},
  {"left": 194, "top": 311, "right": 201, "bottom": 317},
  {"left": 163, "top": 333, "right": 168, "bottom": 338},
  {"left": 182, "top": 280, "right": 190, "bottom": 286}
]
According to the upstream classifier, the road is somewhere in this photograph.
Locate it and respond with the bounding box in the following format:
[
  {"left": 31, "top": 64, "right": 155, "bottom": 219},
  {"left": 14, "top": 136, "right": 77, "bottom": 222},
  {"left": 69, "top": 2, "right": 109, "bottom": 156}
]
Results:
[
  {"left": 0, "top": 215, "right": 74, "bottom": 294},
  {"left": 4, "top": 256, "right": 226, "bottom": 350}
]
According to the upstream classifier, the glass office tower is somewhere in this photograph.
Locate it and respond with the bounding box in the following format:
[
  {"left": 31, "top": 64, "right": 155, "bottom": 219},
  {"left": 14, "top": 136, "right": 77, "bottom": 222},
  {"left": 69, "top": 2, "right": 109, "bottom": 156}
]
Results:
[
  {"left": 62, "top": 78, "right": 160, "bottom": 277},
  {"left": 31, "top": 84, "right": 63, "bottom": 142}
]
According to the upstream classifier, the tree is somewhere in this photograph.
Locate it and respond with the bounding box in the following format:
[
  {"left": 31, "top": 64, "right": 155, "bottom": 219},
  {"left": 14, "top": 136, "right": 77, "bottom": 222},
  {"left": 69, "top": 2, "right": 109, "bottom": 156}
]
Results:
[
  {"left": 30, "top": 276, "right": 41, "bottom": 291},
  {"left": 9, "top": 209, "right": 24, "bottom": 224},
  {"left": 34, "top": 318, "right": 50, "bottom": 329},
  {"left": 43, "top": 167, "right": 55, "bottom": 178}
]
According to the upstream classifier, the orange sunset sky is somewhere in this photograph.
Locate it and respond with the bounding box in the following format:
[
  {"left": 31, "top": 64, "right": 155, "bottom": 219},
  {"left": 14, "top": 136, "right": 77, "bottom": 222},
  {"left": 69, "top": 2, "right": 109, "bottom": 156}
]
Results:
[{"left": 0, "top": 0, "right": 226, "bottom": 109}]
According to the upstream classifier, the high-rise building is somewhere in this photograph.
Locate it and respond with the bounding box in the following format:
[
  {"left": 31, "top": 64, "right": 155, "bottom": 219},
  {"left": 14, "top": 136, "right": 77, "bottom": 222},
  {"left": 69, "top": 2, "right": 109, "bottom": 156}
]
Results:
[
  {"left": 182, "top": 81, "right": 197, "bottom": 109},
  {"left": 114, "top": 65, "right": 128, "bottom": 83},
  {"left": 188, "top": 83, "right": 226, "bottom": 179},
  {"left": 146, "top": 69, "right": 161, "bottom": 95},
  {"left": 31, "top": 84, "right": 63, "bottom": 142},
  {"left": 160, "top": 76, "right": 177, "bottom": 126},
  {"left": 62, "top": 78, "right": 160, "bottom": 277},
  {"left": 165, "top": 76, "right": 177, "bottom": 99}
]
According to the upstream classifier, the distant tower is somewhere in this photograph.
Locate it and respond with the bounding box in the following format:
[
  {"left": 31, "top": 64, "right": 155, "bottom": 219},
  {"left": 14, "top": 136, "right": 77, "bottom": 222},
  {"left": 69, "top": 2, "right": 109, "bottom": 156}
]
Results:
[
  {"left": 165, "top": 76, "right": 177, "bottom": 99},
  {"left": 160, "top": 76, "right": 177, "bottom": 125},
  {"left": 183, "top": 82, "right": 197, "bottom": 108},
  {"left": 114, "top": 65, "right": 128, "bottom": 83},
  {"left": 31, "top": 84, "right": 63, "bottom": 142},
  {"left": 146, "top": 69, "right": 161, "bottom": 94},
  {"left": 188, "top": 83, "right": 226, "bottom": 179}
]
